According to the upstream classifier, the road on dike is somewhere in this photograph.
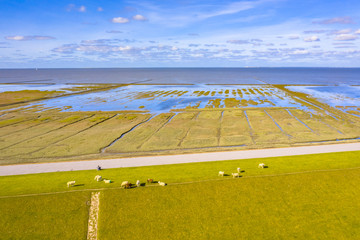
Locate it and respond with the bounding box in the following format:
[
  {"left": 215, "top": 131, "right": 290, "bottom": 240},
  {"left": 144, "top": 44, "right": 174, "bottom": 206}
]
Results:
[{"left": 0, "top": 142, "right": 359, "bottom": 176}]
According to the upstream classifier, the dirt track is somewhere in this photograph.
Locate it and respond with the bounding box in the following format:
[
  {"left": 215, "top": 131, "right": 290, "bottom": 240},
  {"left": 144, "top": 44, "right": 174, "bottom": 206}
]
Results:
[{"left": 0, "top": 142, "right": 359, "bottom": 176}]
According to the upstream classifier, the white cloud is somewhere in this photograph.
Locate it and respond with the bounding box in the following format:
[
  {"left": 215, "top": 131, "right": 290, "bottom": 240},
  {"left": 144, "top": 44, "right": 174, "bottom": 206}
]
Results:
[
  {"left": 79, "top": 6, "right": 86, "bottom": 12},
  {"left": 331, "top": 29, "right": 352, "bottom": 35},
  {"left": 5, "top": 35, "right": 55, "bottom": 41},
  {"left": 304, "top": 36, "right": 320, "bottom": 42},
  {"left": 355, "top": 29, "right": 360, "bottom": 34},
  {"left": 334, "top": 34, "right": 358, "bottom": 41},
  {"left": 313, "top": 17, "right": 354, "bottom": 25},
  {"left": 97, "top": 7, "right": 104, "bottom": 12},
  {"left": 132, "top": 14, "right": 148, "bottom": 21},
  {"left": 112, "top": 17, "right": 130, "bottom": 24},
  {"left": 292, "top": 50, "right": 309, "bottom": 55}
]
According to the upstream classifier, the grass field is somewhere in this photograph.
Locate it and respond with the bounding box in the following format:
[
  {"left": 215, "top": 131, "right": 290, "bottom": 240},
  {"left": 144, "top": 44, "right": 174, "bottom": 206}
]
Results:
[{"left": 0, "top": 151, "right": 359, "bottom": 239}]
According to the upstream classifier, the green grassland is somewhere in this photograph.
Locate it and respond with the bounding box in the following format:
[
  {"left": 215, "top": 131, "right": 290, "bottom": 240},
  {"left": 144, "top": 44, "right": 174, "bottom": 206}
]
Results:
[{"left": 1, "top": 151, "right": 359, "bottom": 239}]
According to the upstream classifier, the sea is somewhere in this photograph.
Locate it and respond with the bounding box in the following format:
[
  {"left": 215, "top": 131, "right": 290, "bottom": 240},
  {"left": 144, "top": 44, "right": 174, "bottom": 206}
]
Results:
[{"left": 0, "top": 68, "right": 359, "bottom": 85}]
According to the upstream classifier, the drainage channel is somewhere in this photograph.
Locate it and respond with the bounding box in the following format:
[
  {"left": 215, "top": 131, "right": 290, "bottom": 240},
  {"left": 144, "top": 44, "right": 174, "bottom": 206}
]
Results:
[
  {"left": 264, "top": 110, "right": 292, "bottom": 139},
  {"left": 100, "top": 114, "right": 157, "bottom": 153},
  {"left": 286, "top": 109, "right": 317, "bottom": 134}
]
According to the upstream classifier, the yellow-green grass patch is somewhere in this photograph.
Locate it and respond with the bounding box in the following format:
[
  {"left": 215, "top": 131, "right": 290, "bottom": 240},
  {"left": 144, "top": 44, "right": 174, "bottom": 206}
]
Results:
[
  {"left": 0, "top": 191, "right": 90, "bottom": 240},
  {"left": 99, "top": 168, "right": 360, "bottom": 240}
]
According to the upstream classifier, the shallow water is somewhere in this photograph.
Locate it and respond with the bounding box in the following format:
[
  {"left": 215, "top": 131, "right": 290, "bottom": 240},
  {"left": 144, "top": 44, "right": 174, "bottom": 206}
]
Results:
[
  {"left": 22, "top": 84, "right": 314, "bottom": 113},
  {"left": 1, "top": 68, "right": 359, "bottom": 85}
]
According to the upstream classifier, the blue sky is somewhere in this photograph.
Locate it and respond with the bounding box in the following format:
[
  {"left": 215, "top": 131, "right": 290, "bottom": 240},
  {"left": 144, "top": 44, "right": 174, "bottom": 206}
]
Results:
[{"left": 0, "top": 0, "right": 360, "bottom": 68}]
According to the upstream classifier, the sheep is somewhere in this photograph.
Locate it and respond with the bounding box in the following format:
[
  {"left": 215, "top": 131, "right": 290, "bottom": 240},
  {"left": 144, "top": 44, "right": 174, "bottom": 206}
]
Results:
[
  {"left": 258, "top": 163, "right": 265, "bottom": 168},
  {"left": 104, "top": 179, "right": 111, "bottom": 184},
  {"left": 232, "top": 173, "right": 240, "bottom": 178},
  {"left": 121, "top": 181, "right": 129, "bottom": 187},
  {"left": 121, "top": 181, "right": 132, "bottom": 189},
  {"left": 147, "top": 178, "right": 154, "bottom": 184},
  {"left": 136, "top": 180, "right": 140, "bottom": 187},
  {"left": 218, "top": 171, "right": 225, "bottom": 177},
  {"left": 94, "top": 175, "right": 102, "bottom": 182},
  {"left": 237, "top": 167, "right": 241, "bottom": 173},
  {"left": 158, "top": 181, "right": 166, "bottom": 186},
  {"left": 67, "top": 181, "right": 75, "bottom": 187}
]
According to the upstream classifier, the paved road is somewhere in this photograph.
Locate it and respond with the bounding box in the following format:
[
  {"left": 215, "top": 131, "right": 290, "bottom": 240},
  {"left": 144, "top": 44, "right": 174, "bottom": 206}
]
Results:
[{"left": 0, "top": 142, "right": 359, "bottom": 176}]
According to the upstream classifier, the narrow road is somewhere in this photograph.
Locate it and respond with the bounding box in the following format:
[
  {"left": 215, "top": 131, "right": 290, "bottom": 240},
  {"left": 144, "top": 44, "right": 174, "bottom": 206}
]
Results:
[{"left": 0, "top": 142, "right": 359, "bottom": 176}]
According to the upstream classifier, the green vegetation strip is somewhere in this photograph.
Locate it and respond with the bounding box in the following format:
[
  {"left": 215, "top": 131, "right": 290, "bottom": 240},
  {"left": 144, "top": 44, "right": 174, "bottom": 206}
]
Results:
[
  {"left": 0, "top": 151, "right": 359, "bottom": 240},
  {"left": 0, "top": 151, "right": 359, "bottom": 197},
  {"left": 99, "top": 168, "right": 360, "bottom": 240}
]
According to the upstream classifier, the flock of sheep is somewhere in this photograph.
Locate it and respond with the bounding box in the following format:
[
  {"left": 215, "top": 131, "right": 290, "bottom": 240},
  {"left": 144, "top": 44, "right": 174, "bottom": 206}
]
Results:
[
  {"left": 66, "top": 175, "right": 166, "bottom": 188},
  {"left": 219, "top": 163, "right": 266, "bottom": 178},
  {"left": 66, "top": 163, "right": 267, "bottom": 188}
]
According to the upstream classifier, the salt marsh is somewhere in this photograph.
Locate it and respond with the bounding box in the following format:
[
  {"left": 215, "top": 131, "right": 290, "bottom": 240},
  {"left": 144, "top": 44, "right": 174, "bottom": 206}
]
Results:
[{"left": 16, "top": 84, "right": 316, "bottom": 113}]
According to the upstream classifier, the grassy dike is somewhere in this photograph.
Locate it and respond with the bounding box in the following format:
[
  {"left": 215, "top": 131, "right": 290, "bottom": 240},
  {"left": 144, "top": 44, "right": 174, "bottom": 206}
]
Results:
[{"left": 0, "top": 151, "right": 359, "bottom": 239}]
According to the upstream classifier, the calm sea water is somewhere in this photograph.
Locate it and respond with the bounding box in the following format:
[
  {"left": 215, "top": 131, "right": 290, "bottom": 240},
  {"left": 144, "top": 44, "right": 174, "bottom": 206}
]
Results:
[{"left": 0, "top": 68, "right": 359, "bottom": 85}]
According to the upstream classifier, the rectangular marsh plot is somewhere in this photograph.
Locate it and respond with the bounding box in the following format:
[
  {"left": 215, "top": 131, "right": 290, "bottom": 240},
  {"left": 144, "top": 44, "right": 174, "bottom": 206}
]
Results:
[
  {"left": 30, "top": 114, "right": 149, "bottom": 157},
  {"left": 314, "top": 114, "right": 360, "bottom": 139},
  {"left": 0, "top": 116, "right": 28, "bottom": 128},
  {"left": 0, "top": 116, "right": 46, "bottom": 136},
  {"left": 245, "top": 110, "right": 289, "bottom": 144},
  {"left": 106, "top": 113, "right": 175, "bottom": 152},
  {"left": 290, "top": 110, "right": 356, "bottom": 141},
  {"left": 265, "top": 109, "right": 318, "bottom": 142},
  {"left": 0, "top": 114, "right": 98, "bottom": 157},
  {"left": 220, "top": 111, "right": 252, "bottom": 146},
  {"left": 181, "top": 111, "right": 221, "bottom": 148},
  {"left": 0, "top": 115, "right": 68, "bottom": 150},
  {"left": 141, "top": 112, "right": 198, "bottom": 151}
]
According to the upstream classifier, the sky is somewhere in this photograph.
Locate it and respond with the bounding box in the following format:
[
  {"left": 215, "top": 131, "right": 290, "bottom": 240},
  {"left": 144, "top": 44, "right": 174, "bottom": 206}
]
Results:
[{"left": 0, "top": 0, "right": 360, "bottom": 68}]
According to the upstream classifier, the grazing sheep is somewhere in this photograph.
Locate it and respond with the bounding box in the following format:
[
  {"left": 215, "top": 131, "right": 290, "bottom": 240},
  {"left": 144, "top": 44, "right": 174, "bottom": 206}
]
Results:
[
  {"left": 232, "top": 173, "right": 240, "bottom": 178},
  {"left": 237, "top": 167, "right": 241, "bottom": 173},
  {"left": 258, "top": 163, "right": 265, "bottom": 168},
  {"left": 121, "top": 181, "right": 132, "bottom": 189},
  {"left": 136, "top": 180, "right": 140, "bottom": 187},
  {"left": 121, "top": 181, "right": 129, "bottom": 187},
  {"left": 104, "top": 179, "right": 111, "bottom": 184},
  {"left": 67, "top": 181, "right": 75, "bottom": 187},
  {"left": 218, "top": 171, "right": 225, "bottom": 176},
  {"left": 158, "top": 181, "right": 166, "bottom": 186},
  {"left": 147, "top": 178, "right": 154, "bottom": 184},
  {"left": 94, "top": 175, "right": 102, "bottom": 182}
]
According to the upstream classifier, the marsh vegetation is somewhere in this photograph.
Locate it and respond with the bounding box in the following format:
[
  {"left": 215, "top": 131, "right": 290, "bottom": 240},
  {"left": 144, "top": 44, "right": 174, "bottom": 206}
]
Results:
[{"left": 0, "top": 83, "right": 359, "bottom": 164}]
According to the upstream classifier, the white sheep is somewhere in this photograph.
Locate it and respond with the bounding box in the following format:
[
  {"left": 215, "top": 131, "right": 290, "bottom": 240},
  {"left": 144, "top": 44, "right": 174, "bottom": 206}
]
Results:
[
  {"left": 237, "top": 167, "right": 241, "bottom": 173},
  {"left": 218, "top": 171, "right": 225, "bottom": 176},
  {"left": 121, "top": 181, "right": 129, "bottom": 187},
  {"left": 232, "top": 173, "right": 240, "bottom": 178},
  {"left": 158, "top": 181, "right": 166, "bottom": 186},
  {"left": 67, "top": 181, "right": 75, "bottom": 187},
  {"left": 258, "top": 163, "right": 265, "bottom": 168},
  {"left": 136, "top": 180, "right": 140, "bottom": 187},
  {"left": 104, "top": 179, "right": 111, "bottom": 184},
  {"left": 94, "top": 175, "right": 102, "bottom": 182}
]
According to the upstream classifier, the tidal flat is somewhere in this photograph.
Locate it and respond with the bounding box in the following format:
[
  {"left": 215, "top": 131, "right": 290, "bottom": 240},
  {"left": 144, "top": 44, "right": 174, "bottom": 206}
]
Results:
[{"left": 0, "top": 83, "right": 359, "bottom": 165}]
